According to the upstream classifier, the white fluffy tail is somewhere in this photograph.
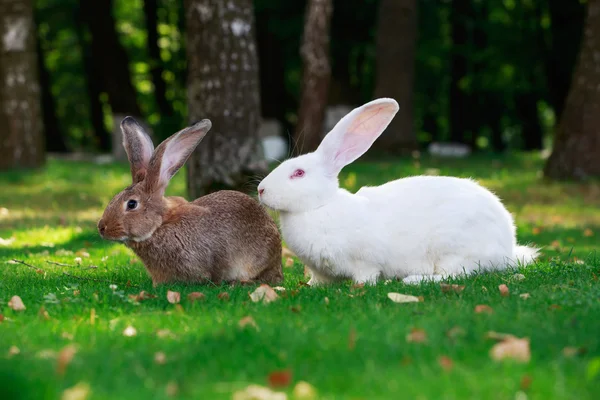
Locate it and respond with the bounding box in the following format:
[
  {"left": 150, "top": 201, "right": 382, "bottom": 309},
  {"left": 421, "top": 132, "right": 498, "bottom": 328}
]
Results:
[{"left": 513, "top": 245, "right": 539, "bottom": 266}]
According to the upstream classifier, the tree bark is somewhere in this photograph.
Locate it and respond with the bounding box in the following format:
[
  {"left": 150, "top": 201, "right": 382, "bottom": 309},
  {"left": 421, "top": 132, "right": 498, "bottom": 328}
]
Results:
[
  {"left": 449, "top": 0, "right": 473, "bottom": 145},
  {"left": 185, "top": 0, "right": 265, "bottom": 198},
  {"left": 546, "top": 0, "right": 585, "bottom": 118},
  {"left": 79, "top": 0, "right": 145, "bottom": 159},
  {"left": 73, "top": 7, "right": 111, "bottom": 152},
  {"left": 293, "top": 0, "right": 333, "bottom": 156},
  {"left": 373, "top": 0, "right": 418, "bottom": 154},
  {"left": 35, "top": 20, "right": 67, "bottom": 153},
  {"left": 0, "top": 0, "right": 45, "bottom": 170},
  {"left": 143, "top": 0, "right": 174, "bottom": 117},
  {"left": 544, "top": 0, "right": 600, "bottom": 180}
]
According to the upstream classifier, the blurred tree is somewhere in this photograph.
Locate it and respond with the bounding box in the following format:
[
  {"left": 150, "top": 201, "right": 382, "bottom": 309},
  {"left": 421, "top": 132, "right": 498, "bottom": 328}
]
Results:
[
  {"left": 0, "top": 0, "right": 45, "bottom": 170},
  {"left": 545, "top": 0, "right": 600, "bottom": 180},
  {"left": 373, "top": 0, "right": 418, "bottom": 154},
  {"left": 545, "top": 0, "right": 586, "bottom": 119},
  {"left": 449, "top": 0, "right": 473, "bottom": 146},
  {"left": 255, "top": 5, "right": 286, "bottom": 127},
  {"left": 186, "top": 0, "right": 265, "bottom": 197},
  {"left": 80, "top": 0, "right": 144, "bottom": 159},
  {"left": 294, "top": 0, "right": 334, "bottom": 155},
  {"left": 35, "top": 18, "right": 67, "bottom": 153},
  {"left": 73, "top": 8, "right": 110, "bottom": 152},
  {"left": 143, "top": 0, "right": 174, "bottom": 117}
]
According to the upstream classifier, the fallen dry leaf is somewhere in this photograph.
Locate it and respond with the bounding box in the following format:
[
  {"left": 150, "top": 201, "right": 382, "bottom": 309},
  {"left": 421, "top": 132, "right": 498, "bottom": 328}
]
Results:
[
  {"left": 90, "top": 308, "right": 96, "bottom": 325},
  {"left": 348, "top": 328, "right": 356, "bottom": 350},
  {"left": 56, "top": 344, "right": 77, "bottom": 375},
  {"left": 165, "top": 381, "right": 178, "bottom": 397},
  {"left": 187, "top": 292, "right": 205, "bottom": 302},
  {"left": 387, "top": 293, "right": 420, "bottom": 303},
  {"left": 62, "top": 332, "right": 74, "bottom": 340},
  {"left": 293, "top": 381, "right": 317, "bottom": 399},
  {"left": 38, "top": 306, "right": 50, "bottom": 320},
  {"left": 0, "top": 314, "right": 4, "bottom": 323},
  {"left": 498, "top": 284, "right": 509, "bottom": 297},
  {"left": 490, "top": 336, "right": 530, "bottom": 363},
  {"left": 520, "top": 375, "right": 533, "bottom": 390},
  {"left": 284, "top": 258, "right": 294, "bottom": 268},
  {"left": 440, "top": 283, "right": 465, "bottom": 294},
  {"left": 156, "top": 329, "right": 176, "bottom": 339},
  {"left": 249, "top": 284, "right": 279, "bottom": 304},
  {"left": 324, "top": 297, "right": 329, "bottom": 305},
  {"left": 406, "top": 328, "right": 427, "bottom": 343},
  {"left": 129, "top": 291, "right": 157, "bottom": 302},
  {"left": 233, "top": 384, "right": 287, "bottom": 400},
  {"left": 123, "top": 325, "right": 137, "bottom": 337},
  {"left": 61, "top": 382, "right": 91, "bottom": 400},
  {"left": 272, "top": 286, "right": 286, "bottom": 292},
  {"left": 584, "top": 228, "right": 594, "bottom": 237},
  {"left": 475, "top": 304, "right": 494, "bottom": 314},
  {"left": 268, "top": 370, "right": 292, "bottom": 388},
  {"left": 218, "top": 292, "right": 230, "bottom": 301},
  {"left": 438, "top": 355, "right": 453, "bottom": 372},
  {"left": 549, "top": 304, "right": 562, "bottom": 310},
  {"left": 513, "top": 273, "right": 526, "bottom": 281},
  {"left": 550, "top": 240, "right": 561, "bottom": 250},
  {"left": 282, "top": 247, "right": 296, "bottom": 259},
  {"left": 532, "top": 227, "right": 541, "bottom": 235},
  {"left": 562, "top": 346, "right": 584, "bottom": 357},
  {"left": 239, "top": 316, "right": 259, "bottom": 330},
  {"left": 520, "top": 293, "right": 531, "bottom": 300},
  {"left": 8, "top": 295, "right": 26, "bottom": 311},
  {"left": 154, "top": 351, "right": 167, "bottom": 365},
  {"left": 446, "top": 326, "right": 466, "bottom": 340},
  {"left": 166, "top": 290, "right": 180, "bottom": 304},
  {"left": 8, "top": 346, "right": 20, "bottom": 357}
]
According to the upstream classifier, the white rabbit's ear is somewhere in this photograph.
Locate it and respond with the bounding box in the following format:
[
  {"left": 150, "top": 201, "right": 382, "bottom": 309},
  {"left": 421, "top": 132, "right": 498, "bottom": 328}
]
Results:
[
  {"left": 146, "top": 119, "right": 212, "bottom": 195},
  {"left": 121, "top": 117, "right": 155, "bottom": 183},
  {"left": 316, "top": 98, "right": 399, "bottom": 175}
]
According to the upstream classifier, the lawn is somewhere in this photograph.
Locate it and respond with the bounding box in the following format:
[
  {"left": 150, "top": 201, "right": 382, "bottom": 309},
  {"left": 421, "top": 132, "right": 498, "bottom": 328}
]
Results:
[{"left": 0, "top": 154, "right": 599, "bottom": 400}]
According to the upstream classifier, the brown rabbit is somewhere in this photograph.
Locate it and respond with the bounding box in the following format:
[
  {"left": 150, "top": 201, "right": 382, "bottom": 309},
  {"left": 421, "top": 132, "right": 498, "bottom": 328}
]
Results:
[{"left": 97, "top": 117, "right": 283, "bottom": 286}]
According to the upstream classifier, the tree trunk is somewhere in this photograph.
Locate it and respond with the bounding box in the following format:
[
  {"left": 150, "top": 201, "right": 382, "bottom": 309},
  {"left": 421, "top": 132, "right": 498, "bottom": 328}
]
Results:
[
  {"left": 544, "top": 0, "right": 600, "bottom": 180},
  {"left": 373, "top": 0, "right": 418, "bottom": 154},
  {"left": 73, "top": 7, "right": 111, "bottom": 152},
  {"left": 80, "top": 0, "right": 145, "bottom": 159},
  {"left": 449, "top": 0, "right": 473, "bottom": 145},
  {"left": 546, "top": 0, "right": 586, "bottom": 118},
  {"left": 0, "top": 0, "right": 45, "bottom": 170},
  {"left": 143, "top": 0, "right": 174, "bottom": 117},
  {"left": 293, "top": 0, "right": 333, "bottom": 156},
  {"left": 35, "top": 21, "right": 67, "bottom": 153},
  {"left": 185, "top": 0, "right": 265, "bottom": 198}
]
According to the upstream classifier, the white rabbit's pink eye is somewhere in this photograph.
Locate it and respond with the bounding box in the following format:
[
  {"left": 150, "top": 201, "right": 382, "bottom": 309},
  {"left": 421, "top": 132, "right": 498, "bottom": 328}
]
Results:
[{"left": 291, "top": 169, "right": 305, "bottom": 179}]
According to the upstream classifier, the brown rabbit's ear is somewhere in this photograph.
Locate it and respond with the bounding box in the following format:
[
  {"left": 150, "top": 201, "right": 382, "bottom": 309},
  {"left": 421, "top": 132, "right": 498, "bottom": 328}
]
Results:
[
  {"left": 146, "top": 119, "right": 212, "bottom": 195},
  {"left": 121, "top": 117, "right": 155, "bottom": 183}
]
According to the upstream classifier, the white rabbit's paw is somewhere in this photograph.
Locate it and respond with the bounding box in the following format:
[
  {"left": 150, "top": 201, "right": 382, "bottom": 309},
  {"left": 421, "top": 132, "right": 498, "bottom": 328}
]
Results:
[{"left": 402, "top": 274, "right": 444, "bottom": 285}]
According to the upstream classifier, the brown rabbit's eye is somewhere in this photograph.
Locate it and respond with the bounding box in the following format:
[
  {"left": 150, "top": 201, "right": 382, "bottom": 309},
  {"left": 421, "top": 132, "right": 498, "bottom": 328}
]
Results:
[{"left": 126, "top": 200, "right": 138, "bottom": 210}]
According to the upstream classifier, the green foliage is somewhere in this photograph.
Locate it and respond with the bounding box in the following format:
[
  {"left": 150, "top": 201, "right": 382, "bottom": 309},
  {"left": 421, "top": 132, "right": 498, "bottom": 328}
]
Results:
[
  {"left": 34, "top": 0, "right": 582, "bottom": 151},
  {"left": 0, "top": 156, "right": 599, "bottom": 398}
]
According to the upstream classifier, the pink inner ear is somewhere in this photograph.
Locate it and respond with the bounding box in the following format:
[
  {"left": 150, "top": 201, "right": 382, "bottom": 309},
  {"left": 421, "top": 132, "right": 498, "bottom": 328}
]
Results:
[{"left": 333, "top": 104, "right": 395, "bottom": 164}]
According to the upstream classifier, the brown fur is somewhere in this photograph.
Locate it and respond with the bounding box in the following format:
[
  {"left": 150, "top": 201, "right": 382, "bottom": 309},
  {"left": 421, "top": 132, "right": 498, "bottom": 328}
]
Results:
[{"left": 98, "top": 118, "right": 283, "bottom": 286}]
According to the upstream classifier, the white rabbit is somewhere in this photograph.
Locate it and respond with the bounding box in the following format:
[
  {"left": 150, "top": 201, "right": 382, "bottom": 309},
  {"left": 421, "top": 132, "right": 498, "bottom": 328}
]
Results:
[{"left": 257, "top": 98, "right": 538, "bottom": 285}]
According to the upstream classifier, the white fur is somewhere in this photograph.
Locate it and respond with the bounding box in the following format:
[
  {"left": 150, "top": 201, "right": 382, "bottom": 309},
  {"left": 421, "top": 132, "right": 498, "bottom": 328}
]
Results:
[{"left": 258, "top": 98, "right": 539, "bottom": 285}]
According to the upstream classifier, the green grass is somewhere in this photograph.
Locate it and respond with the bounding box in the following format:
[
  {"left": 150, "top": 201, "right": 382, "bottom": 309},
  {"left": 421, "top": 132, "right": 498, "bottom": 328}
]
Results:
[{"left": 0, "top": 154, "right": 599, "bottom": 400}]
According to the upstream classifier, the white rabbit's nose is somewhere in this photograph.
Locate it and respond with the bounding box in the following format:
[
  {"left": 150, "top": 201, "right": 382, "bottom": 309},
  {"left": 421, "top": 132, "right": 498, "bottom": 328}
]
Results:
[{"left": 258, "top": 188, "right": 265, "bottom": 196}]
